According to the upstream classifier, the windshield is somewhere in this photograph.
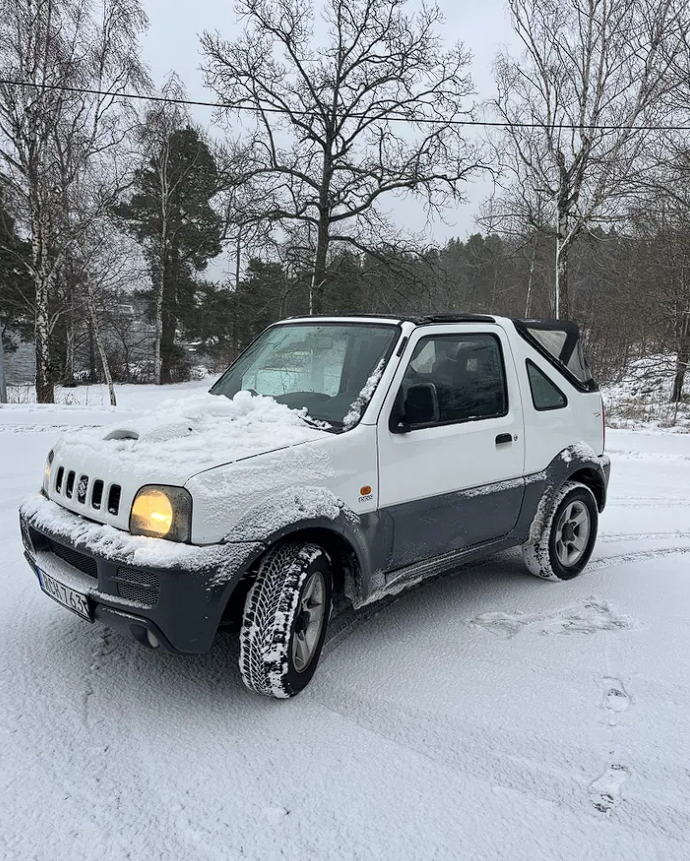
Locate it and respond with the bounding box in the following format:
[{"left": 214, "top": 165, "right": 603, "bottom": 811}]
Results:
[{"left": 210, "top": 322, "right": 399, "bottom": 427}]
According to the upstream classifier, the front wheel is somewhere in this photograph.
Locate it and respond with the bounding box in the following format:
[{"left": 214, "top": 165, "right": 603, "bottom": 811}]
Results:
[
  {"left": 522, "top": 481, "right": 599, "bottom": 581},
  {"left": 239, "top": 542, "right": 332, "bottom": 698}
]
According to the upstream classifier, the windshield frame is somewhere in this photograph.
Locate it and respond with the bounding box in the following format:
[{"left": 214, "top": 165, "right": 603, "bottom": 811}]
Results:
[{"left": 209, "top": 319, "right": 403, "bottom": 430}]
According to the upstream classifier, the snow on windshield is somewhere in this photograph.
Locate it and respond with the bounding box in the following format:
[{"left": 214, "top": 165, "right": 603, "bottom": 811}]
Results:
[{"left": 210, "top": 323, "right": 398, "bottom": 426}]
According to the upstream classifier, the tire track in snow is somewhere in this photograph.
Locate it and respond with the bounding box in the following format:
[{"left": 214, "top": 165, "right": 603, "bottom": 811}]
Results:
[
  {"left": 608, "top": 496, "right": 690, "bottom": 508},
  {"left": 3, "top": 622, "right": 140, "bottom": 860},
  {"left": 83, "top": 628, "right": 113, "bottom": 729},
  {"left": 101, "top": 638, "right": 267, "bottom": 861},
  {"left": 6, "top": 594, "right": 226, "bottom": 861},
  {"left": 589, "top": 546, "right": 690, "bottom": 570},
  {"left": 599, "top": 531, "right": 690, "bottom": 543},
  {"left": 311, "top": 680, "right": 690, "bottom": 843}
]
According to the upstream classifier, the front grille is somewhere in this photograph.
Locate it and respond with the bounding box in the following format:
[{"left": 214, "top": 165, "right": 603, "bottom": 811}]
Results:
[
  {"left": 92, "top": 480, "right": 104, "bottom": 509},
  {"left": 115, "top": 567, "right": 160, "bottom": 607},
  {"left": 52, "top": 466, "right": 121, "bottom": 516},
  {"left": 107, "top": 485, "right": 121, "bottom": 515},
  {"left": 47, "top": 539, "right": 98, "bottom": 579}
]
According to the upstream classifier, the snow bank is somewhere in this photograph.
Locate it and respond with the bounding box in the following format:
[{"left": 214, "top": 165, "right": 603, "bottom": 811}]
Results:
[{"left": 602, "top": 354, "right": 690, "bottom": 432}]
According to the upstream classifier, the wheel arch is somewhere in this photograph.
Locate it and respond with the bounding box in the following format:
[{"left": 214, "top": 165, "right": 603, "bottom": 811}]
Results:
[
  {"left": 520, "top": 445, "right": 609, "bottom": 547},
  {"left": 260, "top": 523, "right": 364, "bottom": 604},
  {"left": 219, "top": 514, "right": 374, "bottom": 631},
  {"left": 567, "top": 466, "right": 607, "bottom": 512}
]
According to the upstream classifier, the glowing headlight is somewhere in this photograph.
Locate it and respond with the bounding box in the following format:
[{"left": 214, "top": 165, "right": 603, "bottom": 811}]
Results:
[
  {"left": 43, "top": 450, "right": 54, "bottom": 495},
  {"left": 130, "top": 485, "right": 192, "bottom": 542}
]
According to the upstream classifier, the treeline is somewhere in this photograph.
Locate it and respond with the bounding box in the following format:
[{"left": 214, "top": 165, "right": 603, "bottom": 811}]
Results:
[
  {"left": 1, "top": 0, "right": 690, "bottom": 403},
  {"left": 192, "top": 223, "right": 690, "bottom": 398}
]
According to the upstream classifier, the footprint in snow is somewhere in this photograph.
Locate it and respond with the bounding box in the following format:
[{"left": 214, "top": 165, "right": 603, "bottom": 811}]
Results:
[
  {"left": 589, "top": 764, "right": 630, "bottom": 813},
  {"left": 468, "top": 599, "right": 633, "bottom": 639},
  {"left": 603, "top": 677, "right": 631, "bottom": 713}
]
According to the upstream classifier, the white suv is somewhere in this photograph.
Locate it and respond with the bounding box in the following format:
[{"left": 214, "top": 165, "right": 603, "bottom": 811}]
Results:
[{"left": 20, "top": 314, "right": 610, "bottom": 698}]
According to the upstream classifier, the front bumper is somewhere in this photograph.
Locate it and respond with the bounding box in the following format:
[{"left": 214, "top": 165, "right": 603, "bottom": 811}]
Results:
[{"left": 19, "top": 495, "right": 263, "bottom": 654}]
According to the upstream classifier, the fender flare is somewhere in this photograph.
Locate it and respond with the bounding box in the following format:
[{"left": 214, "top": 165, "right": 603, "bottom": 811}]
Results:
[
  {"left": 522, "top": 445, "right": 610, "bottom": 546},
  {"left": 222, "top": 486, "right": 382, "bottom": 605}
]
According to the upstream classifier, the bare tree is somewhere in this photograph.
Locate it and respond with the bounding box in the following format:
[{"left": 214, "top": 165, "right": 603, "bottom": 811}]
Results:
[
  {"left": 492, "top": 0, "right": 685, "bottom": 320},
  {"left": 0, "top": 0, "right": 149, "bottom": 402},
  {"left": 201, "top": 0, "right": 482, "bottom": 314}
]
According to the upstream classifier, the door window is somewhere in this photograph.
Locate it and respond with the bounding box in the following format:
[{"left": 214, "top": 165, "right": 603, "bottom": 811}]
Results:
[{"left": 395, "top": 333, "right": 508, "bottom": 429}]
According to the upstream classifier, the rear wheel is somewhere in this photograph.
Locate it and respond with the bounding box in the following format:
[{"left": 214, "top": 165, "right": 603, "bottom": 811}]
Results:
[
  {"left": 239, "top": 542, "right": 332, "bottom": 698},
  {"left": 522, "top": 481, "right": 598, "bottom": 581}
]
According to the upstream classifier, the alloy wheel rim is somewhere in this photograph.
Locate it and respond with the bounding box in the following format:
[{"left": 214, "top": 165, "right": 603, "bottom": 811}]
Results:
[
  {"left": 555, "top": 500, "right": 591, "bottom": 567},
  {"left": 291, "top": 572, "right": 326, "bottom": 673}
]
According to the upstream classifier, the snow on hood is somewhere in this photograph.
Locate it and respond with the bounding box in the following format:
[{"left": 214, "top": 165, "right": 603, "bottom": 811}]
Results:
[{"left": 52, "top": 391, "right": 329, "bottom": 485}]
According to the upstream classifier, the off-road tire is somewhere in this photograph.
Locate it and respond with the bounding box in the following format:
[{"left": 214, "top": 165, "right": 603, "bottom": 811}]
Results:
[
  {"left": 522, "top": 481, "right": 598, "bottom": 581},
  {"left": 239, "top": 542, "right": 332, "bottom": 698}
]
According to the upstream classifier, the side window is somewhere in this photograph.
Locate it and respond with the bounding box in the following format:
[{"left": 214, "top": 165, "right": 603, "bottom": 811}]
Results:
[
  {"left": 394, "top": 333, "right": 508, "bottom": 429},
  {"left": 526, "top": 360, "right": 567, "bottom": 410}
]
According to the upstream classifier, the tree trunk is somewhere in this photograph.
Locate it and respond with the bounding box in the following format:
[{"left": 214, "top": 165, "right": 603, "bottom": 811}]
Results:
[
  {"left": 311, "top": 218, "right": 330, "bottom": 315},
  {"left": 64, "top": 313, "right": 75, "bottom": 384},
  {"left": 670, "top": 312, "right": 690, "bottom": 404},
  {"left": 159, "top": 252, "right": 178, "bottom": 384},
  {"left": 0, "top": 324, "right": 8, "bottom": 404},
  {"left": 235, "top": 233, "right": 242, "bottom": 289},
  {"left": 91, "top": 312, "right": 116, "bottom": 407},
  {"left": 34, "top": 270, "right": 54, "bottom": 403},
  {"left": 88, "top": 324, "right": 97, "bottom": 382},
  {"left": 524, "top": 256, "right": 535, "bottom": 317},
  {"left": 159, "top": 299, "right": 176, "bottom": 384},
  {"left": 556, "top": 237, "right": 570, "bottom": 320},
  {"left": 153, "top": 258, "right": 165, "bottom": 383}
]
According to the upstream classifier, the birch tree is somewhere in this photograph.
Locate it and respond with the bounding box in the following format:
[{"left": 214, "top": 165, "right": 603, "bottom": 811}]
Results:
[
  {"left": 492, "top": 0, "right": 685, "bottom": 319},
  {"left": 201, "top": 0, "right": 481, "bottom": 314},
  {"left": 116, "top": 86, "right": 223, "bottom": 384},
  {"left": 0, "top": 0, "right": 148, "bottom": 402}
]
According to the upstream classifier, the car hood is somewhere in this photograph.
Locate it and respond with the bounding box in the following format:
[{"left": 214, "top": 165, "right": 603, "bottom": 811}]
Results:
[
  {"left": 46, "top": 392, "right": 330, "bottom": 530},
  {"left": 54, "top": 391, "right": 330, "bottom": 485}
]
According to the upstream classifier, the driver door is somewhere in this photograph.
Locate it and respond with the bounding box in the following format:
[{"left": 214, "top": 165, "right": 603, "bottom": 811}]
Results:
[{"left": 377, "top": 324, "right": 526, "bottom": 571}]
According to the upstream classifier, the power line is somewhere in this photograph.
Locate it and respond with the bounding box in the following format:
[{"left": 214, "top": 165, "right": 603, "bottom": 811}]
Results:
[{"left": 1, "top": 77, "right": 689, "bottom": 132}]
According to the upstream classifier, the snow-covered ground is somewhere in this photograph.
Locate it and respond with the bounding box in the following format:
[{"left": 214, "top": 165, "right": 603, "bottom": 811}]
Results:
[
  {"left": 602, "top": 354, "right": 690, "bottom": 432},
  {"left": 2, "top": 381, "right": 690, "bottom": 860}
]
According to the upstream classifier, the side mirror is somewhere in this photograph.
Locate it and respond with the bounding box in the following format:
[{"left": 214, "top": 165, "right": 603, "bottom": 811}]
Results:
[{"left": 393, "top": 382, "right": 440, "bottom": 432}]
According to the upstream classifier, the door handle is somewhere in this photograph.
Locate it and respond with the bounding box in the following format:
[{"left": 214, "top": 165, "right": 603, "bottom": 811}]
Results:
[{"left": 495, "top": 433, "right": 513, "bottom": 446}]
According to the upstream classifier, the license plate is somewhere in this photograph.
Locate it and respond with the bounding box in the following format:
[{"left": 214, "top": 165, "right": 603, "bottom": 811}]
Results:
[{"left": 37, "top": 568, "right": 92, "bottom": 622}]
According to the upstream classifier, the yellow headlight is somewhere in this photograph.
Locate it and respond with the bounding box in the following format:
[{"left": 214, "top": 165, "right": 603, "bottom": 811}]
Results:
[
  {"left": 43, "top": 450, "right": 54, "bottom": 494},
  {"left": 130, "top": 489, "right": 174, "bottom": 537}
]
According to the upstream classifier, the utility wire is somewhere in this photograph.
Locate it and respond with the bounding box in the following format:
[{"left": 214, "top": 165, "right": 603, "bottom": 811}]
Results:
[{"left": 1, "top": 77, "right": 689, "bottom": 131}]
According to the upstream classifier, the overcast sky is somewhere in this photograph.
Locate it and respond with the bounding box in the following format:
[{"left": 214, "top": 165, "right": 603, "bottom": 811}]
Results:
[{"left": 139, "top": 0, "right": 519, "bottom": 268}]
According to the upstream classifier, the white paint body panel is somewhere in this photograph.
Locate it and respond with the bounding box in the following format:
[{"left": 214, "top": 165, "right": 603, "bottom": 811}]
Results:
[
  {"left": 186, "top": 424, "right": 378, "bottom": 544},
  {"left": 376, "top": 323, "right": 526, "bottom": 509},
  {"left": 508, "top": 328, "right": 605, "bottom": 474}
]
